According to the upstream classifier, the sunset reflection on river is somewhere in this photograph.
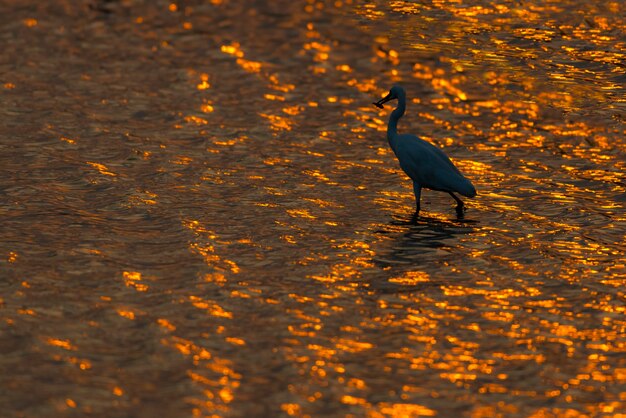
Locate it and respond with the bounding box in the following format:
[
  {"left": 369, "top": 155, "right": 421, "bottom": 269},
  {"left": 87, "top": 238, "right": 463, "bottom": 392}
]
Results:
[{"left": 0, "top": 0, "right": 624, "bottom": 417}]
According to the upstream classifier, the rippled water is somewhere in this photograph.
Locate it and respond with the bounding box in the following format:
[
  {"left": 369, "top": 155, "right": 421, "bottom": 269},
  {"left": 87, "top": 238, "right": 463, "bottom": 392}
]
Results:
[{"left": 1, "top": 0, "right": 625, "bottom": 416}]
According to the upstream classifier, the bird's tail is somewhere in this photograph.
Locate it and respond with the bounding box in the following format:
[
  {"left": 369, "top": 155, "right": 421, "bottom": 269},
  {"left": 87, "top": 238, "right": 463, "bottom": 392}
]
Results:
[{"left": 458, "top": 177, "right": 477, "bottom": 198}]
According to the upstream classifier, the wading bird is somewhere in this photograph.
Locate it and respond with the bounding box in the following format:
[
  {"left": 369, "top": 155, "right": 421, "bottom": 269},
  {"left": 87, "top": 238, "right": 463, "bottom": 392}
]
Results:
[{"left": 374, "top": 85, "right": 476, "bottom": 220}]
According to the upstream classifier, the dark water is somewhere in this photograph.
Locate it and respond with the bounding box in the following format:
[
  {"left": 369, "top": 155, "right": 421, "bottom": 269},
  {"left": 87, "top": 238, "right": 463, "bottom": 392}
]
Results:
[{"left": 1, "top": 1, "right": 625, "bottom": 417}]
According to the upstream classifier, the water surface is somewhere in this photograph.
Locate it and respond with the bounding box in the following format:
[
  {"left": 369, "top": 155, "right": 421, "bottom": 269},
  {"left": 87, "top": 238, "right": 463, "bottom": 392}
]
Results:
[{"left": 1, "top": 0, "right": 625, "bottom": 417}]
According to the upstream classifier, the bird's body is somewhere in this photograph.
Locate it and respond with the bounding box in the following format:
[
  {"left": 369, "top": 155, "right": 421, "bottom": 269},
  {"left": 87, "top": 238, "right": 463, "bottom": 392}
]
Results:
[
  {"left": 374, "top": 85, "right": 476, "bottom": 219},
  {"left": 393, "top": 134, "right": 476, "bottom": 197}
]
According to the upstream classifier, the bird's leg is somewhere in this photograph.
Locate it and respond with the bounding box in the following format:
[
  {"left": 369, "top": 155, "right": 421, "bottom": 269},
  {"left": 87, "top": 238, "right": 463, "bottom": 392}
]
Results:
[
  {"left": 448, "top": 192, "right": 465, "bottom": 215},
  {"left": 411, "top": 182, "right": 422, "bottom": 223}
]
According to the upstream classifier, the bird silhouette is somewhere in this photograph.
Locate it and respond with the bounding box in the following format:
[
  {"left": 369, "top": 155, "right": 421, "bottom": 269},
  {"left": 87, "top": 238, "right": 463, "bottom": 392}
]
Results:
[{"left": 374, "top": 85, "right": 476, "bottom": 221}]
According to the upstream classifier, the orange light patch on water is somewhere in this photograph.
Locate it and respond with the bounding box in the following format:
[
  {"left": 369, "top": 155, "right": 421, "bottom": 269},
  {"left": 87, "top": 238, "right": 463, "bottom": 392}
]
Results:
[
  {"left": 286, "top": 208, "right": 316, "bottom": 220},
  {"left": 221, "top": 43, "right": 244, "bottom": 57},
  {"left": 237, "top": 58, "right": 262, "bottom": 73},
  {"left": 376, "top": 403, "right": 437, "bottom": 417},
  {"left": 189, "top": 296, "right": 233, "bottom": 318},
  {"left": 282, "top": 105, "right": 303, "bottom": 116},
  {"left": 281, "top": 235, "right": 297, "bottom": 244},
  {"left": 167, "top": 337, "right": 213, "bottom": 361},
  {"left": 183, "top": 219, "right": 212, "bottom": 235},
  {"left": 302, "top": 169, "right": 330, "bottom": 182},
  {"left": 316, "top": 47, "right": 331, "bottom": 60},
  {"left": 341, "top": 395, "right": 368, "bottom": 405},
  {"left": 225, "top": 337, "right": 245, "bottom": 346},
  {"left": 117, "top": 309, "right": 136, "bottom": 320},
  {"left": 23, "top": 18, "right": 37, "bottom": 27},
  {"left": 347, "top": 378, "right": 367, "bottom": 389},
  {"left": 336, "top": 64, "right": 352, "bottom": 72},
  {"left": 189, "top": 242, "right": 240, "bottom": 274},
  {"left": 259, "top": 113, "right": 292, "bottom": 131},
  {"left": 263, "top": 157, "right": 291, "bottom": 166},
  {"left": 68, "top": 357, "right": 92, "bottom": 370},
  {"left": 281, "top": 403, "right": 301, "bottom": 416},
  {"left": 268, "top": 75, "right": 295, "bottom": 92},
  {"left": 86, "top": 162, "right": 116, "bottom": 176},
  {"left": 197, "top": 72, "right": 210, "bottom": 88},
  {"left": 219, "top": 388, "right": 234, "bottom": 403},
  {"left": 46, "top": 338, "right": 77, "bottom": 351},
  {"left": 185, "top": 115, "right": 208, "bottom": 125},
  {"left": 213, "top": 135, "right": 247, "bottom": 147},
  {"left": 334, "top": 338, "right": 373, "bottom": 353},
  {"left": 157, "top": 318, "right": 176, "bottom": 331},
  {"left": 221, "top": 42, "right": 264, "bottom": 73},
  {"left": 431, "top": 77, "right": 467, "bottom": 101},
  {"left": 123, "top": 271, "right": 149, "bottom": 291},
  {"left": 128, "top": 190, "right": 158, "bottom": 206},
  {"left": 388, "top": 271, "right": 430, "bottom": 285},
  {"left": 163, "top": 335, "right": 241, "bottom": 414},
  {"left": 346, "top": 77, "right": 378, "bottom": 93},
  {"left": 304, "top": 41, "right": 331, "bottom": 53},
  {"left": 172, "top": 156, "right": 193, "bottom": 165},
  {"left": 302, "top": 197, "right": 340, "bottom": 208}
]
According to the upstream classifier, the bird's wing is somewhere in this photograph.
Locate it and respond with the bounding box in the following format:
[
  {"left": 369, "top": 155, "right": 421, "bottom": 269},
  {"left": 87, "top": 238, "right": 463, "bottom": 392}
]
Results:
[{"left": 397, "top": 135, "right": 470, "bottom": 191}]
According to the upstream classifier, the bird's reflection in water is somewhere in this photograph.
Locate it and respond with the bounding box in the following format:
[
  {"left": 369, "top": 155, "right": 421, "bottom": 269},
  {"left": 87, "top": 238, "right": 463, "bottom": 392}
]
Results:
[
  {"left": 373, "top": 215, "right": 478, "bottom": 267},
  {"left": 369, "top": 215, "right": 478, "bottom": 294}
]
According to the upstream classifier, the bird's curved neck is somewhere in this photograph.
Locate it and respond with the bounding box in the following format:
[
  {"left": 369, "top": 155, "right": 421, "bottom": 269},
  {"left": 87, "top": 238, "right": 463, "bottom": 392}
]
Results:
[{"left": 387, "top": 92, "right": 406, "bottom": 150}]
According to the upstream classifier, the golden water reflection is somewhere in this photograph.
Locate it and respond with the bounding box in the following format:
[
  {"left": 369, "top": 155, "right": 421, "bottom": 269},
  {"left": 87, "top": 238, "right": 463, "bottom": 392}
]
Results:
[{"left": 0, "top": 0, "right": 625, "bottom": 417}]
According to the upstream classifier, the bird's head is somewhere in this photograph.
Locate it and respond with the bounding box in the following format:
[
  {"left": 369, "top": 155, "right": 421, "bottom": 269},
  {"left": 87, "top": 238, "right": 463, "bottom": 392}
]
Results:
[{"left": 373, "top": 85, "right": 404, "bottom": 109}]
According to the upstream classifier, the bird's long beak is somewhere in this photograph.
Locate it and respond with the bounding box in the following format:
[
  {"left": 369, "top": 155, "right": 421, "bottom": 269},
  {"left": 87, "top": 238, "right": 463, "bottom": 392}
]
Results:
[{"left": 373, "top": 93, "right": 392, "bottom": 109}]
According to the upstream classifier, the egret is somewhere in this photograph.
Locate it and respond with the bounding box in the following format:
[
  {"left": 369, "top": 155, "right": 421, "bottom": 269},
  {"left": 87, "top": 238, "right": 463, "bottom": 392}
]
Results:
[{"left": 373, "top": 85, "right": 476, "bottom": 220}]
